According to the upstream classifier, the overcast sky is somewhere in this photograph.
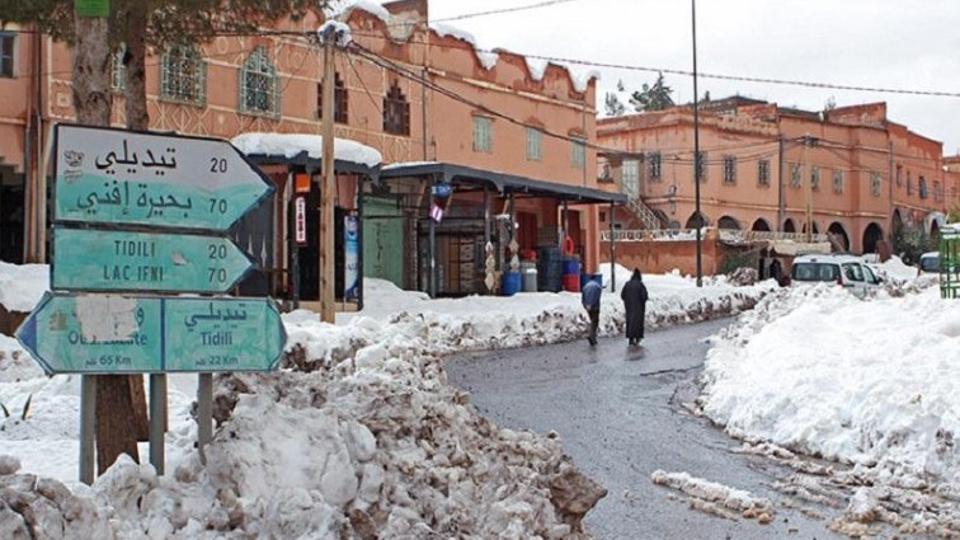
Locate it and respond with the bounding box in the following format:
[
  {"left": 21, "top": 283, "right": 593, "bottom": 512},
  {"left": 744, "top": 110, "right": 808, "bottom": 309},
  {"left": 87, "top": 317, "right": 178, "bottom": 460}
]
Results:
[{"left": 426, "top": 0, "right": 960, "bottom": 154}]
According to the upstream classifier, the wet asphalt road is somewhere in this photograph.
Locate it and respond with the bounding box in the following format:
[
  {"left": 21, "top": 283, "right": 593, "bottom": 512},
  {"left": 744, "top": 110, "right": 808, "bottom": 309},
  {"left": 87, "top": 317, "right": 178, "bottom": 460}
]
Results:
[{"left": 447, "top": 319, "right": 842, "bottom": 540}]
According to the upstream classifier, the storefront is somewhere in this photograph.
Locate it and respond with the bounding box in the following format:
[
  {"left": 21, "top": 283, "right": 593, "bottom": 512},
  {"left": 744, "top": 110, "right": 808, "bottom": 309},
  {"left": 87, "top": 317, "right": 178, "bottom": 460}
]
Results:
[{"left": 376, "top": 162, "right": 625, "bottom": 298}]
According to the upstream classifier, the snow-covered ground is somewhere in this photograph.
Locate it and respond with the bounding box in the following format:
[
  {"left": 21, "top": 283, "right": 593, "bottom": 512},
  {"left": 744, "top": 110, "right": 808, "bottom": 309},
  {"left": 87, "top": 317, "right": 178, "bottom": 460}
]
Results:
[
  {"left": 699, "top": 279, "right": 960, "bottom": 531},
  {"left": 0, "top": 261, "right": 773, "bottom": 537}
]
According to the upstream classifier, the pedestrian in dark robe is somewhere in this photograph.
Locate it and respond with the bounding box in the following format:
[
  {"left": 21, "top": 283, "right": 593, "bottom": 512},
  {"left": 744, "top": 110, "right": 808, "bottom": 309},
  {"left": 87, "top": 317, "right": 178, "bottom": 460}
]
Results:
[{"left": 620, "top": 269, "right": 648, "bottom": 346}]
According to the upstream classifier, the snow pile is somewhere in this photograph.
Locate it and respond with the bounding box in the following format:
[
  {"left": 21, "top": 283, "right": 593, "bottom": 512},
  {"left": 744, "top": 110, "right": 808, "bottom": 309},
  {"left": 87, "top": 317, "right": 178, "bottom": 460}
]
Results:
[
  {"left": 651, "top": 470, "right": 774, "bottom": 523},
  {"left": 430, "top": 22, "right": 499, "bottom": 70},
  {"left": 317, "top": 20, "right": 352, "bottom": 47},
  {"left": 874, "top": 255, "right": 918, "bottom": 282},
  {"left": 0, "top": 344, "right": 607, "bottom": 538},
  {"left": 0, "top": 261, "right": 47, "bottom": 313},
  {"left": 700, "top": 284, "right": 960, "bottom": 492},
  {"left": 231, "top": 132, "right": 383, "bottom": 168}
]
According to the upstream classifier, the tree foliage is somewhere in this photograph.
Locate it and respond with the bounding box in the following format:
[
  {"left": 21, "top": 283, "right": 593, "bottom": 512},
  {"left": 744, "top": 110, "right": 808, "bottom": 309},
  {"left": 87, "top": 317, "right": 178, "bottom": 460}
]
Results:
[
  {"left": 604, "top": 92, "right": 625, "bottom": 117},
  {"left": 629, "top": 73, "right": 674, "bottom": 112},
  {"left": 0, "top": 0, "right": 322, "bottom": 49}
]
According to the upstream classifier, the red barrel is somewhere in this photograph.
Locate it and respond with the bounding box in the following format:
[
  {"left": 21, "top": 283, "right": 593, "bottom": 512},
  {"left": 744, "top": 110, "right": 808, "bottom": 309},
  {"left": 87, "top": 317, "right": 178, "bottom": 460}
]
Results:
[{"left": 563, "top": 273, "right": 581, "bottom": 292}]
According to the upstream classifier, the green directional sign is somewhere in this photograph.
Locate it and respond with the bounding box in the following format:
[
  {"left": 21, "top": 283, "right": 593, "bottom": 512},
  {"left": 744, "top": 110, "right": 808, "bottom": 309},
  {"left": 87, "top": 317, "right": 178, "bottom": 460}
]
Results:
[
  {"left": 53, "top": 124, "right": 274, "bottom": 231},
  {"left": 164, "top": 297, "right": 286, "bottom": 372},
  {"left": 16, "top": 293, "right": 163, "bottom": 375},
  {"left": 52, "top": 228, "right": 254, "bottom": 293},
  {"left": 17, "top": 293, "right": 286, "bottom": 375}
]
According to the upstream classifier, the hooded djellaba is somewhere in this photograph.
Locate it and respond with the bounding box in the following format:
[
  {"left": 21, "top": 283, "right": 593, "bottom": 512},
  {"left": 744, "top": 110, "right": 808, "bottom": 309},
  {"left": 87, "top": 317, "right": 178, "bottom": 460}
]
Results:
[{"left": 620, "top": 269, "right": 649, "bottom": 346}]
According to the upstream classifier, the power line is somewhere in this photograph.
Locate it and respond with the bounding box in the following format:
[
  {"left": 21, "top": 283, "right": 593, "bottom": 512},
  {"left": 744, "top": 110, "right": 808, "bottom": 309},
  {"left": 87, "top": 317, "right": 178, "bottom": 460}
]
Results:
[{"left": 427, "top": 0, "right": 581, "bottom": 25}]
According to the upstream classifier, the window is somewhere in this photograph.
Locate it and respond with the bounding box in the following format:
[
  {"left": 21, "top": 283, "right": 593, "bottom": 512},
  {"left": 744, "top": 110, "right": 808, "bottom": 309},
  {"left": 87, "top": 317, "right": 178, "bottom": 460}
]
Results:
[
  {"left": 811, "top": 165, "right": 821, "bottom": 191},
  {"left": 870, "top": 171, "right": 882, "bottom": 197},
  {"left": 526, "top": 127, "right": 542, "bottom": 161},
  {"left": 896, "top": 164, "right": 903, "bottom": 187},
  {"left": 622, "top": 159, "right": 640, "bottom": 197},
  {"left": 833, "top": 170, "right": 844, "bottom": 194},
  {"left": 934, "top": 180, "right": 942, "bottom": 201},
  {"left": 111, "top": 46, "right": 126, "bottom": 92},
  {"left": 473, "top": 116, "right": 492, "bottom": 153},
  {"left": 317, "top": 72, "right": 348, "bottom": 124},
  {"left": 907, "top": 172, "right": 913, "bottom": 195},
  {"left": 695, "top": 151, "right": 707, "bottom": 183},
  {"left": 383, "top": 81, "right": 410, "bottom": 135},
  {"left": 757, "top": 159, "right": 770, "bottom": 186},
  {"left": 648, "top": 152, "right": 662, "bottom": 181},
  {"left": 723, "top": 156, "right": 736, "bottom": 184},
  {"left": 240, "top": 46, "right": 277, "bottom": 115},
  {"left": 161, "top": 44, "right": 206, "bottom": 106},
  {"left": 790, "top": 162, "right": 801, "bottom": 188},
  {"left": 571, "top": 138, "right": 586, "bottom": 169},
  {"left": 842, "top": 263, "right": 864, "bottom": 282},
  {"left": 0, "top": 33, "right": 14, "bottom": 78},
  {"left": 919, "top": 176, "right": 928, "bottom": 199}
]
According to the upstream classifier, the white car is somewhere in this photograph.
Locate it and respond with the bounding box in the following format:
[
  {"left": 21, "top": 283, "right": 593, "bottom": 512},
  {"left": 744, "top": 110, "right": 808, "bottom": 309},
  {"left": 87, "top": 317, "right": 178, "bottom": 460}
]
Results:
[{"left": 790, "top": 254, "right": 883, "bottom": 291}]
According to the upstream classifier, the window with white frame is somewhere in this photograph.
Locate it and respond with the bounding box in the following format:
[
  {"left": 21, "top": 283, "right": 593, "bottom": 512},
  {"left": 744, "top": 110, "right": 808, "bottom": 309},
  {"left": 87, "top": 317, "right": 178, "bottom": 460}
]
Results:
[
  {"left": 525, "top": 127, "right": 542, "bottom": 161},
  {"left": 240, "top": 46, "right": 278, "bottom": 115},
  {"left": 161, "top": 44, "right": 206, "bottom": 106},
  {"left": 757, "top": 159, "right": 770, "bottom": 186},
  {"left": 870, "top": 171, "right": 883, "bottom": 197},
  {"left": 571, "top": 138, "right": 586, "bottom": 169},
  {"left": 723, "top": 156, "right": 736, "bottom": 184},
  {"left": 833, "top": 170, "right": 844, "bottom": 194},
  {"left": 0, "top": 33, "right": 14, "bottom": 78},
  {"left": 811, "top": 165, "right": 821, "bottom": 191},
  {"left": 648, "top": 152, "right": 662, "bottom": 181},
  {"left": 111, "top": 46, "right": 126, "bottom": 92},
  {"left": 473, "top": 116, "right": 492, "bottom": 153},
  {"left": 621, "top": 159, "right": 640, "bottom": 198}
]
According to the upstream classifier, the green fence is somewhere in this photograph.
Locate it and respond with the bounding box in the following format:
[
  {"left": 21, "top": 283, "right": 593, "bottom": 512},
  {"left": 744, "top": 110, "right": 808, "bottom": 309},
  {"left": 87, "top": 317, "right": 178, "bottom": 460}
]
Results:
[{"left": 940, "top": 226, "right": 960, "bottom": 299}]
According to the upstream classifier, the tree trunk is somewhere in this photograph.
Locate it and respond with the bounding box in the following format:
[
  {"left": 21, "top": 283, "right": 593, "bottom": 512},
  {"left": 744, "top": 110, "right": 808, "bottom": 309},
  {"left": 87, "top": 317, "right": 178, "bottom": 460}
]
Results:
[
  {"left": 72, "top": 11, "right": 141, "bottom": 474},
  {"left": 122, "top": 0, "right": 151, "bottom": 443}
]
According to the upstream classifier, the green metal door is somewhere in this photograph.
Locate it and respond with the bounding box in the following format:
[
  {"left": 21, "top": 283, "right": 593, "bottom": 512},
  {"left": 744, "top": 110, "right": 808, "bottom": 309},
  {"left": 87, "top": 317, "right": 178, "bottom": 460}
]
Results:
[{"left": 363, "top": 197, "right": 404, "bottom": 288}]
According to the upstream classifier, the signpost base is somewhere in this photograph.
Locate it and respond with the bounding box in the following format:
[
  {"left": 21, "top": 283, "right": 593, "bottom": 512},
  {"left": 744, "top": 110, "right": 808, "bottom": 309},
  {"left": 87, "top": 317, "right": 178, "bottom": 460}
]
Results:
[
  {"left": 149, "top": 374, "right": 166, "bottom": 475},
  {"left": 197, "top": 374, "right": 213, "bottom": 465},
  {"left": 79, "top": 375, "right": 96, "bottom": 485}
]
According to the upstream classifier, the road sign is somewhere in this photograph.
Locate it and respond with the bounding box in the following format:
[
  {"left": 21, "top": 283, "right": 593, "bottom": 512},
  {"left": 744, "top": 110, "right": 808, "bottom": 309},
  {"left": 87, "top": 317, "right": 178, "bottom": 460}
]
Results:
[
  {"left": 17, "top": 293, "right": 286, "bottom": 375},
  {"left": 53, "top": 124, "right": 274, "bottom": 231},
  {"left": 52, "top": 228, "right": 255, "bottom": 293},
  {"left": 163, "top": 297, "right": 286, "bottom": 372}
]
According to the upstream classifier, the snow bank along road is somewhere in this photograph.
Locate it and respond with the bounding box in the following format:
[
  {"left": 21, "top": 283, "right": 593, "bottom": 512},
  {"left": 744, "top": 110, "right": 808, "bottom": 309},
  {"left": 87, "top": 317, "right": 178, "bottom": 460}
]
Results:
[
  {"left": 448, "top": 319, "right": 842, "bottom": 539},
  {"left": 0, "top": 264, "right": 774, "bottom": 538}
]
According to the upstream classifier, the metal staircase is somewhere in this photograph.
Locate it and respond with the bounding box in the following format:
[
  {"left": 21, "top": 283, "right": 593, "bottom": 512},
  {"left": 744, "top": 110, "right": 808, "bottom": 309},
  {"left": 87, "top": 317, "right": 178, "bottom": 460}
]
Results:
[{"left": 624, "top": 194, "right": 667, "bottom": 230}]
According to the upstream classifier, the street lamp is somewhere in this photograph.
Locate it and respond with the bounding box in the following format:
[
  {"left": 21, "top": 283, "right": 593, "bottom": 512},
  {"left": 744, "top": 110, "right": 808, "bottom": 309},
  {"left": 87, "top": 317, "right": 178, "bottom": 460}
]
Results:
[{"left": 692, "top": 0, "right": 703, "bottom": 287}]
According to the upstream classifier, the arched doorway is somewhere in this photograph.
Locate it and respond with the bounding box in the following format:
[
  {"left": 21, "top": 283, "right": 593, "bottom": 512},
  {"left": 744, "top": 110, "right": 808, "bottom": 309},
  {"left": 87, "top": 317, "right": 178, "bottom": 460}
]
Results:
[
  {"left": 717, "top": 216, "right": 741, "bottom": 230},
  {"left": 751, "top": 218, "right": 771, "bottom": 232},
  {"left": 827, "top": 222, "right": 850, "bottom": 251},
  {"left": 892, "top": 209, "right": 903, "bottom": 234},
  {"left": 862, "top": 223, "right": 884, "bottom": 254},
  {"left": 783, "top": 219, "right": 796, "bottom": 233},
  {"left": 931, "top": 221, "right": 940, "bottom": 243},
  {"left": 685, "top": 211, "right": 709, "bottom": 229},
  {"left": 802, "top": 222, "right": 820, "bottom": 234}
]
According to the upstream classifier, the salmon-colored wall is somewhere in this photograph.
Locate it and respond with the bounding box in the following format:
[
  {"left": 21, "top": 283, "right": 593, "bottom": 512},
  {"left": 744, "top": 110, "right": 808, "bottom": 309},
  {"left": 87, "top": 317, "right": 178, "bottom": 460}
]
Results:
[{"left": 600, "top": 236, "right": 721, "bottom": 276}]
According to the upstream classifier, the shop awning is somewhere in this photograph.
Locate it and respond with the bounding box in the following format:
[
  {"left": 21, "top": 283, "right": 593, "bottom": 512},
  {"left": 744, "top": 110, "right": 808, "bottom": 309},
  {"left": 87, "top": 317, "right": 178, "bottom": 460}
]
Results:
[
  {"left": 232, "top": 132, "right": 381, "bottom": 179},
  {"left": 380, "top": 162, "right": 626, "bottom": 204}
]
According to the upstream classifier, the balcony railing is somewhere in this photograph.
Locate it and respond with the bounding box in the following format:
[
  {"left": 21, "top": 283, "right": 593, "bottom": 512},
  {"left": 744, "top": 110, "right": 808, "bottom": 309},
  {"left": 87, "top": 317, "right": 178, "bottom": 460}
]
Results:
[{"left": 601, "top": 228, "right": 830, "bottom": 243}]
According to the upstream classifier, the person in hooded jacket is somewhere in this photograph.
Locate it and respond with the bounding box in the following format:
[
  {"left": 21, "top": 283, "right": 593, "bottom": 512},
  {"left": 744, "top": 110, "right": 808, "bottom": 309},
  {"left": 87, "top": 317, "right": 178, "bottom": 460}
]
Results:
[{"left": 620, "top": 269, "right": 649, "bottom": 346}]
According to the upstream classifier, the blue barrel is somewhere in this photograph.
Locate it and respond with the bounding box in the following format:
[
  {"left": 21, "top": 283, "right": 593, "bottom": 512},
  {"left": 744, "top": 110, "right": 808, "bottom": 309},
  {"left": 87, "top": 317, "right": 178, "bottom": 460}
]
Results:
[
  {"left": 502, "top": 271, "right": 522, "bottom": 296},
  {"left": 562, "top": 257, "right": 581, "bottom": 276}
]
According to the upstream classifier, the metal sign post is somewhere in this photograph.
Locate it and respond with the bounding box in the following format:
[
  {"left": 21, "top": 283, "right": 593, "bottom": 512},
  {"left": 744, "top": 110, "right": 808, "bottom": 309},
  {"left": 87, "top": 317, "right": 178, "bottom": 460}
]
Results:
[{"left": 17, "top": 124, "right": 283, "bottom": 484}]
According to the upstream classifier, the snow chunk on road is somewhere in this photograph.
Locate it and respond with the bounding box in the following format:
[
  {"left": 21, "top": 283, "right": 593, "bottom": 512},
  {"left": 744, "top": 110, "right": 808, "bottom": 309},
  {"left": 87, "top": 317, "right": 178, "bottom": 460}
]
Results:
[
  {"left": 651, "top": 470, "right": 774, "bottom": 521},
  {"left": 700, "top": 284, "right": 960, "bottom": 492}
]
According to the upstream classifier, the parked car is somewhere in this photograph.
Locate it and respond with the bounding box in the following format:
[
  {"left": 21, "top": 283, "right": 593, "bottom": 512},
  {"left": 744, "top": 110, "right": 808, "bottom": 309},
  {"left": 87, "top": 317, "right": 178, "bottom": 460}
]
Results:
[
  {"left": 790, "top": 254, "right": 883, "bottom": 292},
  {"left": 918, "top": 252, "right": 940, "bottom": 275}
]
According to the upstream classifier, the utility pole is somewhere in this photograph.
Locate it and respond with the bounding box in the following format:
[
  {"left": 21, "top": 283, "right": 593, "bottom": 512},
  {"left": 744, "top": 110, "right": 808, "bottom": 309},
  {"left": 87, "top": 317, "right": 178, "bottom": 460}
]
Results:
[
  {"left": 803, "top": 135, "right": 817, "bottom": 243},
  {"left": 319, "top": 25, "right": 336, "bottom": 323},
  {"left": 691, "top": 0, "right": 702, "bottom": 287}
]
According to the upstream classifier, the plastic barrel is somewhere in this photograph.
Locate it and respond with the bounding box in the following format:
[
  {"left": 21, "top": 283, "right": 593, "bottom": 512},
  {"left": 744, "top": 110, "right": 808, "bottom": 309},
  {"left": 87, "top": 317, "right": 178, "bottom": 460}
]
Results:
[
  {"left": 502, "top": 271, "right": 522, "bottom": 296},
  {"left": 537, "top": 246, "right": 564, "bottom": 292},
  {"left": 562, "top": 273, "right": 581, "bottom": 292},
  {"left": 522, "top": 268, "right": 538, "bottom": 292},
  {"left": 562, "top": 257, "right": 581, "bottom": 275}
]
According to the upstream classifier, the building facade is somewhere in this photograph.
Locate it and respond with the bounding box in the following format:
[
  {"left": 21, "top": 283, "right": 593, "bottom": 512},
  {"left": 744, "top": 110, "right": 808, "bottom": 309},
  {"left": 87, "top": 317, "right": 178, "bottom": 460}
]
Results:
[
  {"left": 0, "top": 0, "right": 617, "bottom": 300},
  {"left": 598, "top": 98, "right": 959, "bottom": 255}
]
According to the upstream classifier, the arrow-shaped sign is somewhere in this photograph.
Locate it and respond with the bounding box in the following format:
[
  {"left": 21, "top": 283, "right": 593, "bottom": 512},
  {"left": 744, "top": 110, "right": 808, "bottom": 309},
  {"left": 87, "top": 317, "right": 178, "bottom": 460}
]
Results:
[
  {"left": 53, "top": 124, "right": 274, "bottom": 231},
  {"left": 52, "top": 228, "right": 255, "bottom": 294},
  {"left": 17, "top": 293, "right": 286, "bottom": 375}
]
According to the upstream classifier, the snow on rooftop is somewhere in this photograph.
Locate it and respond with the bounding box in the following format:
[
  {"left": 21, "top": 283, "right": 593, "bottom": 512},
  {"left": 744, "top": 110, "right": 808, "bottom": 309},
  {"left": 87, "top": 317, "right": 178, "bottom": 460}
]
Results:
[
  {"left": 329, "top": 0, "right": 391, "bottom": 23},
  {"left": 231, "top": 132, "right": 383, "bottom": 168},
  {"left": 525, "top": 57, "right": 549, "bottom": 82},
  {"left": 317, "top": 20, "right": 352, "bottom": 48},
  {"left": 430, "top": 22, "right": 499, "bottom": 71}
]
